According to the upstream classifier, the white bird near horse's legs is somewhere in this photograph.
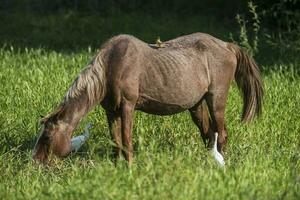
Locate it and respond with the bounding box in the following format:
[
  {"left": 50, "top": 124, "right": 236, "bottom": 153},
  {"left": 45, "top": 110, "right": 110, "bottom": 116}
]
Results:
[
  {"left": 71, "top": 123, "right": 93, "bottom": 152},
  {"left": 211, "top": 132, "right": 225, "bottom": 166}
]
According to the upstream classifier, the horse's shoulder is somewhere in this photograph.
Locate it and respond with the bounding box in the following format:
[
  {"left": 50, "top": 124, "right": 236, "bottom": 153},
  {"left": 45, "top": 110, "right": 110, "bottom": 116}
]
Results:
[{"left": 105, "top": 34, "right": 144, "bottom": 58}]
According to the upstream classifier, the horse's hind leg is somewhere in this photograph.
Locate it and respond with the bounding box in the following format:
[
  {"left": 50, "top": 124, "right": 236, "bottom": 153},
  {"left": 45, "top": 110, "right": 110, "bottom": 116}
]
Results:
[
  {"left": 106, "top": 111, "right": 122, "bottom": 161},
  {"left": 189, "top": 100, "right": 214, "bottom": 148},
  {"left": 205, "top": 91, "right": 229, "bottom": 153}
]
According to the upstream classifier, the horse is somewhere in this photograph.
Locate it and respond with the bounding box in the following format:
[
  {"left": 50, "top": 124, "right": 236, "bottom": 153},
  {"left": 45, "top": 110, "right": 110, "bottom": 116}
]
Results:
[{"left": 33, "top": 33, "right": 263, "bottom": 165}]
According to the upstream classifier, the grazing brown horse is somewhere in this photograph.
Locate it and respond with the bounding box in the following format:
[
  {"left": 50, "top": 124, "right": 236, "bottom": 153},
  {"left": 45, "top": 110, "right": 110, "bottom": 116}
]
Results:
[{"left": 33, "top": 33, "right": 263, "bottom": 165}]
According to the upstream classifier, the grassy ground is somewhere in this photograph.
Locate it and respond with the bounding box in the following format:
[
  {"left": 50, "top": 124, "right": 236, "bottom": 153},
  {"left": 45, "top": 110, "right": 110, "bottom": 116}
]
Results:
[{"left": 0, "top": 13, "right": 300, "bottom": 200}]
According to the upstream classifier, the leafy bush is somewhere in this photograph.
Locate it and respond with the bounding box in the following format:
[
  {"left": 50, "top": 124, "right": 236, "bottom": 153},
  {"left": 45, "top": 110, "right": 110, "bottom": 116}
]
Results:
[
  {"left": 258, "top": 0, "right": 300, "bottom": 51},
  {"left": 231, "top": 1, "right": 260, "bottom": 57}
]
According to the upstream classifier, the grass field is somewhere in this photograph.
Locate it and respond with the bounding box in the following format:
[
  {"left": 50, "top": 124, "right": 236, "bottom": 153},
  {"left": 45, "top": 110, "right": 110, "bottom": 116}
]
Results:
[
  {"left": 0, "top": 13, "right": 300, "bottom": 200},
  {"left": 0, "top": 44, "right": 299, "bottom": 200}
]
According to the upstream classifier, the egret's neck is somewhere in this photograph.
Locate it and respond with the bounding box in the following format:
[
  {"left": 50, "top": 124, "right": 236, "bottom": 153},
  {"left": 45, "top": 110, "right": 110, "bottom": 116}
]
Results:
[{"left": 214, "top": 132, "right": 218, "bottom": 148}]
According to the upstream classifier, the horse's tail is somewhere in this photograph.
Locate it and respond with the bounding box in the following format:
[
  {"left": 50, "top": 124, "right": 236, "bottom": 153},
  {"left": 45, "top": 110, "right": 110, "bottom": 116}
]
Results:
[
  {"left": 65, "top": 50, "right": 107, "bottom": 110},
  {"left": 228, "top": 43, "right": 264, "bottom": 123}
]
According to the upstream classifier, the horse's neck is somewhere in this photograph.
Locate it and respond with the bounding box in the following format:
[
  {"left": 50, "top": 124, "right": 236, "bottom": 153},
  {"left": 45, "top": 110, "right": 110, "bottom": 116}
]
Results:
[{"left": 59, "top": 95, "right": 90, "bottom": 133}]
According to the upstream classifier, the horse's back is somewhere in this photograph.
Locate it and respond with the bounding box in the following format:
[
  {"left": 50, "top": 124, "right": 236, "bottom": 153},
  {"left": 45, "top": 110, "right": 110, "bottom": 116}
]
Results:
[
  {"left": 102, "top": 33, "right": 237, "bottom": 115},
  {"left": 164, "top": 33, "right": 237, "bottom": 91}
]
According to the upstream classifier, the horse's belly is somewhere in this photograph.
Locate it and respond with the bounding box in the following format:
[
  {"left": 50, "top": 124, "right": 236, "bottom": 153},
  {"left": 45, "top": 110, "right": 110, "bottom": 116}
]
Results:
[
  {"left": 135, "top": 94, "right": 190, "bottom": 115},
  {"left": 135, "top": 89, "right": 204, "bottom": 115},
  {"left": 137, "top": 72, "right": 208, "bottom": 115},
  {"left": 137, "top": 50, "right": 209, "bottom": 115}
]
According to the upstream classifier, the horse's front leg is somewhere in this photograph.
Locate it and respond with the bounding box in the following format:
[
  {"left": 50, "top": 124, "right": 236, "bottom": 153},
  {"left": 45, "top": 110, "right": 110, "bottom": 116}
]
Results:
[
  {"left": 106, "top": 111, "right": 122, "bottom": 161},
  {"left": 121, "top": 100, "right": 135, "bottom": 166}
]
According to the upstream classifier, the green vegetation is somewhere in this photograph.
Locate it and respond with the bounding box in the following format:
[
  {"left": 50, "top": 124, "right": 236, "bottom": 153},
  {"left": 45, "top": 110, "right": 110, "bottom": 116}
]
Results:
[
  {"left": 1, "top": 46, "right": 300, "bottom": 199},
  {"left": 1, "top": 1, "right": 300, "bottom": 199},
  {"left": 1, "top": 41, "right": 300, "bottom": 200}
]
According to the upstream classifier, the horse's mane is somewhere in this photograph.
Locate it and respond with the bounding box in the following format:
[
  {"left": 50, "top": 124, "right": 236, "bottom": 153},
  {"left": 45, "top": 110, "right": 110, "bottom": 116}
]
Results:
[
  {"left": 64, "top": 53, "right": 106, "bottom": 108},
  {"left": 42, "top": 52, "right": 106, "bottom": 122}
]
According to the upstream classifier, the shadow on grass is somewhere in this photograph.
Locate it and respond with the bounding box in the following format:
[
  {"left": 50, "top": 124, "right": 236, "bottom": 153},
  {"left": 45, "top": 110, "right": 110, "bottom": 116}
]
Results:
[{"left": 0, "top": 132, "right": 36, "bottom": 154}]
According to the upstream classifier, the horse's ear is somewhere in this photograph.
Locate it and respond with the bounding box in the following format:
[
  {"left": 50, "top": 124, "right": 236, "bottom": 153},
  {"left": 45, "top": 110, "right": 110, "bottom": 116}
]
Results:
[
  {"left": 40, "top": 104, "right": 65, "bottom": 124},
  {"left": 40, "top": 116, "right": 47, "bottom": 124},
  {"left": 51, "top": 105, "right": 66, "bottom": 121}
]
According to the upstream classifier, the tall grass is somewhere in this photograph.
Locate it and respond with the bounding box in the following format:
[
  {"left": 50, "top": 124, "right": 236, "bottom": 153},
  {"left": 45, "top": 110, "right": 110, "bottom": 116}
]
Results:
[{"left": 0, "top": 43, "right": 299, "bottom": 199}]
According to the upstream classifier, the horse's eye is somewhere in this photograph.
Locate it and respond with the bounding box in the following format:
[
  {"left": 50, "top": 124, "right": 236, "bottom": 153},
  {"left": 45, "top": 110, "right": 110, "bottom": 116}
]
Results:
[
  {"left": 41, "top": 134, "right": 51, "bottom": 144},
  {"left": 44, "top": 135, "right": 50, "bottom": 140}
]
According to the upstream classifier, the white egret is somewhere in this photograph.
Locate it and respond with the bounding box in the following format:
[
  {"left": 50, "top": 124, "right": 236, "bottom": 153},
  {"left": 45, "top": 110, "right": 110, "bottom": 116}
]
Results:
[
  {"left": 211, "top": 132, "right": 225, "bottom": 166},
  {"left": 71, "top": 123, "right": 93, "bottom": 152}
]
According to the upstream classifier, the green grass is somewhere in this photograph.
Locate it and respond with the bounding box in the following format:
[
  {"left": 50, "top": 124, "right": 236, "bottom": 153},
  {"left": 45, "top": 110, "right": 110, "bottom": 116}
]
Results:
[{"left": 0, "top": 45, "right": 299, "bottom": 199}]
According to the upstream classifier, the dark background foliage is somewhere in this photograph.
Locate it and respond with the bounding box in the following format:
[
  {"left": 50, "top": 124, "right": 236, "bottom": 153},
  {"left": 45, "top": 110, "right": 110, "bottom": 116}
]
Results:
[
  {"left": 0, "top": 0, "right": 299, "bottom": 59},
  {"left": 0, "top": 0, "right": 247, "bottom": 16}
]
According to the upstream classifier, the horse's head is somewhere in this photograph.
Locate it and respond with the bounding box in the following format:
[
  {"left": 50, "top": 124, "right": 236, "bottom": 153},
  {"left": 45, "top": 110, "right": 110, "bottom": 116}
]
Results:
[{"left": 33, "top": 107, "right": 72, "bottom": 163}]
